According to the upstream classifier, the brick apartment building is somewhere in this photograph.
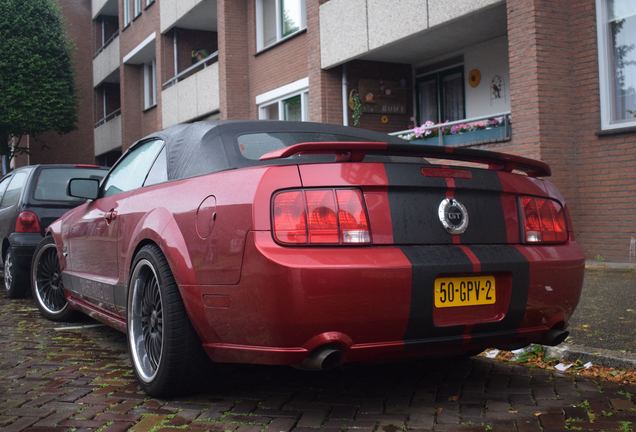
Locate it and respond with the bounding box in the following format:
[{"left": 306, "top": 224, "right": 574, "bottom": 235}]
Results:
[{"left": 22, "top": 0, "right": 636, "bottom": 264}]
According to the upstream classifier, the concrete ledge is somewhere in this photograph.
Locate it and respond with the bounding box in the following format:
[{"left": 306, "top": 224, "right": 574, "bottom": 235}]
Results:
[
  {"left": 585, "top": 260, "right": 636, "bottom": 272},
  {"left": 545, "top": 343, "right": 636, "bottom": 370}
]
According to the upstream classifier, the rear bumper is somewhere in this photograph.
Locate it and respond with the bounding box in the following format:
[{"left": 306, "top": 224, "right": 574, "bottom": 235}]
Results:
[
  {"left": 181, "top": 231, "right": 585, "bottom": 365},
  {"left": 8, "top": 233, "right": 43, "bottom": 268}
]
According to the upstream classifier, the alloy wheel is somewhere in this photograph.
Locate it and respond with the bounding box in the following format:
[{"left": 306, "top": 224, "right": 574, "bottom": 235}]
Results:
[
  {"left": 129, "top": 259, "right": 164, "bottom": 383},
  {"left": 4, "top": 252, "right": 13, "bottom": 292},
  {"left": 33, "top": 244, "right": 67, "bottom": 314}
]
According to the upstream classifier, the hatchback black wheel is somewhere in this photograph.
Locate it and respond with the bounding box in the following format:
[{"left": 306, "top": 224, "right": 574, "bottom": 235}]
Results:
[
  {"left": 127, "top": 244, "right": 209, "bottom": 397},
  {"left": 31, "top": 237, "right": 74, "bottom": 321},
  {"left": 4, "top": 248, "right": 28, "bottom": 298}
]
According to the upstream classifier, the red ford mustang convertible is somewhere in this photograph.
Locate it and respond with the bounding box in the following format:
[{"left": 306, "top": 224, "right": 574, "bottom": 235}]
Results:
[{"left": 32, "top": 121, "right": 584, "bottom": 396}]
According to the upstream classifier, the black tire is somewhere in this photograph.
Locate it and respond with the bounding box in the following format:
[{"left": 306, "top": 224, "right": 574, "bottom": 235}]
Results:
[
  {"left": 31, "top": 237, "right": 75, "bottom": 321},
  {"left": 127, "top": 244, "right": 209, "bottom": 397},
  {"left": 4, "top": 247, "right": 29, "bottom": 299}
]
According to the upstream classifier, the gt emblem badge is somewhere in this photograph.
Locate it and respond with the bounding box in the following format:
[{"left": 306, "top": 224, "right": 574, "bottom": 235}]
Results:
[{"left": 438, "top": 198, "right": 469, "bottom": 235}]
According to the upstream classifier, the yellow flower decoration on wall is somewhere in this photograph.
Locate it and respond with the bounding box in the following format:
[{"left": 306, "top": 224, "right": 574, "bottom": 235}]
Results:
[{"left": 468, "top": 69, "right": 481, "bottom": 88}]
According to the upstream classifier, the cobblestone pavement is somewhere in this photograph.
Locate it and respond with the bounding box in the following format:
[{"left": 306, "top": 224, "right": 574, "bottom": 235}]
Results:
[{"left": 1, "top": 297, "right": 636, "bottom": 432}]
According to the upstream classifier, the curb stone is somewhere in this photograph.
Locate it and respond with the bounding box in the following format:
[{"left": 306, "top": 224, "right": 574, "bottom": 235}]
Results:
[
  {"left": 585, "top": 260, "right": 636, "bottom": 272},
  {"left": 544, "top": 343, "right": 636, "bottom": 370}
]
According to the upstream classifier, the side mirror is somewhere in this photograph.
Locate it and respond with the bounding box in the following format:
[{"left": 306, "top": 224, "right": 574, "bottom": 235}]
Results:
[{"left": 67, "top": 178, "right": 100, "bottom": 200}]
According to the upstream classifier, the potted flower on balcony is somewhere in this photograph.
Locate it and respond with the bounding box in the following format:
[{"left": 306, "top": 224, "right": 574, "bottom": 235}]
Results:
[{"left": 399, "top": 116, "right": 510, "bottom": 147}]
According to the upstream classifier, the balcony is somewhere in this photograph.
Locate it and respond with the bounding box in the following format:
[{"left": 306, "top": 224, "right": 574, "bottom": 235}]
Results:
[
  {"left": 94, "top": 110, "right": 122, "bottom": 156},
  {"left": 160, "top": 0, "right": 217, "bottom": 33},
  {"left": 161, "top": 52, "right": 220, "bottom": 127},
  {"left": 93, "top": 32, "right": 120, "bottom": 86},
  {"left": 92, "top": 0, "right": 118, "bottom": 19},
  {"left": 390, "top": 112, "right": 511, "bottom": 147},
  {"left": 320, "top": 0, "right": 504, "bottom": 68}
]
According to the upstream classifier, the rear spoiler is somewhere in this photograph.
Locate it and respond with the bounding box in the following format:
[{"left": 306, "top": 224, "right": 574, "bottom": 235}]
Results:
[{"left": 259, "top": 141, "right": 551, "bottom": 177}]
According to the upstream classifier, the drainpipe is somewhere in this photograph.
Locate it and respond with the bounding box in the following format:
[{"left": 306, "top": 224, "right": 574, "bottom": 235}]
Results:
[
  {"left": 341, "top": 64, "right": 349, "bottom": 126},
  {"left": 173, "top": 30, "right": 178, "bottom": 77}
]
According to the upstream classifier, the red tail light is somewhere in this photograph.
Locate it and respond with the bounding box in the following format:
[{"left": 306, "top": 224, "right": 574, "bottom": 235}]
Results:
[
  {"left": 273, "top": 188, "right": 371, "bottom": 245},
  {"left": 520, "top": 196, "right": 567, "bottom": 244},
  {"left": 15, "top": 211, "right": 42, "bottom": 233}
]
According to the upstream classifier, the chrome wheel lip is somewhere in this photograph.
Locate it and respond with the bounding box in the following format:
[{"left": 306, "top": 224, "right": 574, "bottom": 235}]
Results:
[
  {"left": 128, "top": 259, "right": 164, "bottom": 384},
  {"left": 32, "top": 243, "right": 68, "bottom": 315},
  {"left": 4, "top": 251, "right": 12, "bottom": 291}
]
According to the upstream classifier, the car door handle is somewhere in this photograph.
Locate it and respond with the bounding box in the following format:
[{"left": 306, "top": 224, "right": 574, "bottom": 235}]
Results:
[{"left": 104, "top": 209, "right": 118, "bottom": 222}]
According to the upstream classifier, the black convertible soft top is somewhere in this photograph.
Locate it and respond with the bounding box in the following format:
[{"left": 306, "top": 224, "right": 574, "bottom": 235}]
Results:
[
  {"left": 133, "top": 120, "right": 550, "bottom": 180},
  {"left": 139, "top": 120, "right": 407, "bottom": 181}
]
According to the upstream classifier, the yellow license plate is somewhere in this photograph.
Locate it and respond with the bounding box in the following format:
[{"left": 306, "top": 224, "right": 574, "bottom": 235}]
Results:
[{"left": 434, "top": 276, "right": 496, "bottom": 308}]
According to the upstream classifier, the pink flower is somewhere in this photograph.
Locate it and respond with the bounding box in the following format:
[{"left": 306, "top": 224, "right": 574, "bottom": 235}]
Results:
[
  {"left": 450, "top": 125, "right": 463, "bottom": 134},
  {"left": 412, "top": 125, "right": 426, "bottom": 138},
  {"left": 423, "top": 120, "right": 435, "bottom": 136}
]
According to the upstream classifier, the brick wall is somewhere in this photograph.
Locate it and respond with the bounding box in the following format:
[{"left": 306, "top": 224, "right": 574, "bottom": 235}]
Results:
[
  {"left": 495, "top": 0, "right": 636, "bottom": 263},
  {"left": 220, "top": 0, "right": 341, "bottom": 124},
  {"left": 568, "top": 0, "right": 636, "bottom": 263},
  {"left": 28, "top": 0, "right": 95, "bottom": 165},
  {"left": 218, "top": 0, "right": 250, "bottom": 119},
  {"left": 245, "top": 1, "right": 309, "bottom": 118},
  {"left": 119, "top": 0, "right": 161, "bottom": 150},
  {"left": 307, "top": 0, "right": 342, "bottom": 125}
]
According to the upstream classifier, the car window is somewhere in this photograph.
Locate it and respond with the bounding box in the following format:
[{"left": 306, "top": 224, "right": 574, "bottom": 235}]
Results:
[
  {"left": 0, "top": 176, "right": 12, "bottom": 204},
  {"left": 102, "top": 139, "right": 164, "bottom": 197},
  {"left": 33, "top": 168, "right": 107, "bottom": 202},
  {"left": 0, "top": 171, "right": 28, "bottom": 209},
  {"left": 237, "top": 132, "right": 366, "bottom": 160},
  {"left": 143, "top": 147, "right": 167, "bottom": 186}
]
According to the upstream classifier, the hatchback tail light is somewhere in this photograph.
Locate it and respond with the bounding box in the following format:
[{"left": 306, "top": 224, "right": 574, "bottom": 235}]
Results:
[
  {"left": 15, "top": 211, "right": 42, "bottom": 234},
  {"left": 273, "top": 188, "right": 371, "bottom": 245},
  {"left": 520, "top": 196, "right": 568, "bottom": 244}
]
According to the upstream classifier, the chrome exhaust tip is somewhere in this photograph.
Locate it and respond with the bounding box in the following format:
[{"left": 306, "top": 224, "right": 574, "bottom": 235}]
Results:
[{"left": 299, "top": 346, "right": 343, "bottom": 370}]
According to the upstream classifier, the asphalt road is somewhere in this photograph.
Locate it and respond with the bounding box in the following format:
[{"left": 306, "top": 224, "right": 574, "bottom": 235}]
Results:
[{"left": 568, "top": 269, "right": 636, "bottom": 354}]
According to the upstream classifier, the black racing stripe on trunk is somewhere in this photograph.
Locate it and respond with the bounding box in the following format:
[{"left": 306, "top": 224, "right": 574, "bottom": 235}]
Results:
[
  {"left": 385, "top": 163, "right": 447, "bottom": 244},
  {"left": 401, "top": 246, "right": 474, "bottom": 341},
  {"left": 385, "top": 164, "right": 508, "bottom": 244},
  {"left": 456, "top": 169, "right": 506, "bottom": 244},
  {"left": 388, "top": 189, "right": 453, "bottom": 244},
  {"left": 469, "top": 245, "right": 530, "bottom": 334},
  {"left": 455, "top": 168, "right": 503, "bottom": 190},
  {"left": 454, "top": 189, "right": 507, "bottom": 244}
]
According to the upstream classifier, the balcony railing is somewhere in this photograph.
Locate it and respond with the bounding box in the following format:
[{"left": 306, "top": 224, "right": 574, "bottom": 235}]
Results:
[
  {"left": 95, "top": 108, "right": 121, "bottom": 128},
  {"left": 162, "top": 51, "right": 219, "bottom": 90},
  {"left": 94, "top": 31, "right": 119, "bottom": 59},
  {"left": 94, "top": 110, "right": 122, "bottom": 156},
  {"left": 390, "top": 112, "right": 511, "bottom": 147}
]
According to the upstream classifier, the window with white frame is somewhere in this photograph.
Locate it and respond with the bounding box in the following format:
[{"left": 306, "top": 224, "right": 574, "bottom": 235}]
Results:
[
  {"left": 146, "top": 0, "right": 154, "bottom": 6},
  {"left": 123, "top": 0, "right": 131, "bottom": 26},
  {"left": 257, "top": 78, "right": 309, "bottom": 121},
  {"left": 256, "top": 0, "right": 306, "bottom": 51},
  {"left": 134, "top": 0, "right": 142, "bottom": 17},
  {"left": 597, "top": 0, "right": 636, "bottom": 129},
  {"left": 143, "top": 60, "right": 156, "bottom": 109}
]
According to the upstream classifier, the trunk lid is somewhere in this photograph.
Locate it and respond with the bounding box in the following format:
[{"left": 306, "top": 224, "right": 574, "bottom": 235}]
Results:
[{"left": 297, "top": 161, "right": 553, "bottom": 246}]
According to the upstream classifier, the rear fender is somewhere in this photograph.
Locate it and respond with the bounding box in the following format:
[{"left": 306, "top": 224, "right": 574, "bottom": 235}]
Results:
[{"left": 125, "top": 207, "right": 195, "bottom": 288}]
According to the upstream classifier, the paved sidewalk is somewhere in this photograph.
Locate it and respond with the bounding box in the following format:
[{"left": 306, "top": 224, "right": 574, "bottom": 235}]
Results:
[
  {"left": 1, "top": 297, "right": 636, "bottom": 431},
  {"left": 569, "top": 268, "right": 636, "bottom": 353}
]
